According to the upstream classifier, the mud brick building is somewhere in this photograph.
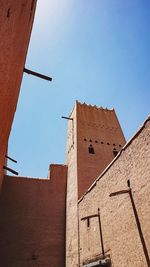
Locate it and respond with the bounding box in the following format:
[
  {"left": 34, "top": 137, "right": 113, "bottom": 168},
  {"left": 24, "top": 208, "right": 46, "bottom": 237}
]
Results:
[
  {"left": 0, "top": 101, "right": 149, "bottom": 267},
  {"left": 0, "top": 1, "right": 150, "bottom": 267},
  {"left": 66, "top": 102, "right": 126, "bottom": 267},
  {"left": 0, "top": 0, "right": 37, "bottom": 187}
]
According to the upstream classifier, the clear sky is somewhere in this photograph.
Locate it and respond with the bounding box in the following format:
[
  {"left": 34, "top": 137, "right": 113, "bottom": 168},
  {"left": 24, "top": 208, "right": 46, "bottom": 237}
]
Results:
[{"left": 9, "top": 0, "right": 150, "bottom": 177}]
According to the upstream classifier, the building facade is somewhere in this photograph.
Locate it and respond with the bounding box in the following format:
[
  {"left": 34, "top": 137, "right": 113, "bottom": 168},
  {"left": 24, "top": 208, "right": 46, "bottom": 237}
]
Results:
[
  {"left": 78, "top": 116, "right": 150, "bottom": 267},
  {"left": 0, "top": 164, "right": 67, "bottom": 266},
  {"left": 66, "top": 101, "right": 126, "bottom": 267},
  {"left": 0, "top": 0, "right": 37, "bottom": 187},
  {"left": 0, "top": 101, "right": 149, "bottom": 267},
  {"left": 0, "top": 3, "right": 150, "bottom": 266}
]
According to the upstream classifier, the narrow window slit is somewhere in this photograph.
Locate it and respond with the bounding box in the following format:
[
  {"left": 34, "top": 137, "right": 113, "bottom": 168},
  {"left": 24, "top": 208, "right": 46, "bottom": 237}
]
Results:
[
  {"left": 7, "top": 8, "right": 10, "bottom": 18},
  {"left": 113, "top": 149, "right": 118, "bottom": 157},
  {"left": 89, "top": 145, "right": 95, "bottom": 154}
]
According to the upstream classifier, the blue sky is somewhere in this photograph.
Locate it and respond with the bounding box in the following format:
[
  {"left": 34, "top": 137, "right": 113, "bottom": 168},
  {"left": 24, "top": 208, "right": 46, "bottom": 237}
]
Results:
[{"left": 9, "top": 0, "right": 150, "bottom": 177}]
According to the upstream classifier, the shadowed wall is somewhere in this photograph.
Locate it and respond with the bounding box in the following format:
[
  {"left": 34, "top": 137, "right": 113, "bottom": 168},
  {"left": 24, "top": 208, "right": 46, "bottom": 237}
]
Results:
[
  {"left": 0, "top": 0, "right": 37, "bottom": 186},
  {"left": 0, "top": 164, "right": 67, "bottom": 267}
]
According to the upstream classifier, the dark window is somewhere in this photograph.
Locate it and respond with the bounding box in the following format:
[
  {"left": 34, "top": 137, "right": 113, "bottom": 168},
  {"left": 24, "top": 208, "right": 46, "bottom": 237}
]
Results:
[
  {"left": 89, "top": 139, "right": 92, "bottom": 142},
  {"left": 95, "top": 140, "right": 98, "bottom": 143},
  {"left": 89, "top": 145, "right": 95, "bottom": 154},
  {"left": 113, "top": 149, "right": 118, "bottom": 157},
  {"left": 7, "top": 8, "right": 10, "bottom": 18},
  {"left": 113, "top": 144, "right": 116, "bottom": 146},
  {"left": 119, "top": 144, "right": 122, "bottom": 147},
  {"left": 107, "top": 142, "right": 110, "bottom": 145},
  {"left": 84, "top": 138, "right": 87, "bottom": 141},
  {"left": 101, "top": 141, "right": 104, "bottom": 144}
]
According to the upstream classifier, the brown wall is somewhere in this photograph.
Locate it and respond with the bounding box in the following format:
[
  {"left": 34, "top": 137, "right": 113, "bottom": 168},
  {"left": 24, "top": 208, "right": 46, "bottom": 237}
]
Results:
[
  {"left": 0, "top": 0, "right": 37, "bottom": 186},
  {"left": 77, "top": 102, "right": 126, "bottom": 199},
  {"left": 0, "top": 164, "right": 67, "bottom": 267},
  {"left": 78, "top": 118, "right": 150, "bottom": 266},
  {"left": 66, "top": 101, "right": 126, "bottom": 266},
  {"left": 66, "top": 103, "right": 79, "bottom": 267}
]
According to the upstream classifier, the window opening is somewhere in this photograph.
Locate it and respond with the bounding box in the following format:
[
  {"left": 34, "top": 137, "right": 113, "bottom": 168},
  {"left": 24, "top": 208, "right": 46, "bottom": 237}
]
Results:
[
  {"left": 89, "top": 145, "right": 95, "bottom": 154},
  {"left": 101, "top": 141, "right": 104, "bottom": 144},
  {"left": 113, "top": 149, "right": 118, "bottom": 157},
  {"left": 95, "top": 140, "right": 98, "bottom": 143},
  {"left": 84, "top": 138, "right": 87, "bottom": 141},
  {"left": 7, "top": 8, "right": 10, "bottom": 18},
  {"left": 89, "top": 139, "right": 92, "bottom": 142}
]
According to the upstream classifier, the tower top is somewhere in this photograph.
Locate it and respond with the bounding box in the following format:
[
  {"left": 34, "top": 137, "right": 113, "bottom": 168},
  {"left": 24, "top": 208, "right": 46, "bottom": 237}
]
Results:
[{"left": 76, "top": 100, "right": 114, "bottom": 112}]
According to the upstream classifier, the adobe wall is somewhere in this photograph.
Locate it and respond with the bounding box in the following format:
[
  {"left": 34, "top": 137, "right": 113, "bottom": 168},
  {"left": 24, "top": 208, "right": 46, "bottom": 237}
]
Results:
[
  {"left": 66, "top": 101, "right": 126, "bottom": 266},
  {"left": 78, "top": 117, "right": 150, "bottom": 266},
  {"left": 0, "top": 164, "right": 67, "bottom": 267},
  {"left": 66, "top": 103, "right": 79, "bottom": 267},
  {"left": 76, "top": 102, "right": 126, "bottom": 198},
  {"left": 0, "top": 0, "right": 37, "bottom": 186}
]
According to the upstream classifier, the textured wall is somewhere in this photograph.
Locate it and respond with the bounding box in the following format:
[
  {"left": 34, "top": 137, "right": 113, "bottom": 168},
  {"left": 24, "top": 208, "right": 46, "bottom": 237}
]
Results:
[
  {"left": 66, "top": 103, "right": 79, "bottom": 267},
  {"left": 78, "top": 118, "right": 150, "bottom": 267},
  {"left": 66, "top": 101, "right": 126, "bottom": 266},
  {"left": 0, "top": 164, "right": 67, "bottom": 267},
  {"left": 77, "top": 102, "right": 126, "bottom": 199},
  {"left": 0, "top": 0, "right": 37, "bottom": 186}
]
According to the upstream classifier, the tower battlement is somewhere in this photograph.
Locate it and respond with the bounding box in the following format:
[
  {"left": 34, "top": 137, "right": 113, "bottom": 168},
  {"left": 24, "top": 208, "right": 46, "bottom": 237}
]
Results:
[{"left": 76, "top": 100, "right": 114, "bottom": 111}]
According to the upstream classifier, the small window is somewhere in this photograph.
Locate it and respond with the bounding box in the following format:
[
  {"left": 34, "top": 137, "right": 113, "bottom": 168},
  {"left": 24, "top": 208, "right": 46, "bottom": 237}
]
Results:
[
  {"left": 113, "top": 144, "right": 116, "bottom": 146},
  {"left": 89, "top": 145, "right": 95, "bottom": 154},
  {"left": 95, "top": 140, "right": 98, "bottom": 143},
  {"left": 84, "top": 138, "right": 87, "bottom": 141},
  {"left": 107, "top": 142, "right": 110, "bottom": 145},
  {"left": 113, "top": 149, "right": 118, "bottom": 157},
  {"left": 7, "top": 8, "right": 10, "bottom": 18},
  {"left": 119, "top": 144, "right": 122, "bottom": 147},
  {"left": 89, "top": 139, "right": 92, "bottom": 142},
  {"left": 101, "top": 141, "right": 104, "bottom": 144}
]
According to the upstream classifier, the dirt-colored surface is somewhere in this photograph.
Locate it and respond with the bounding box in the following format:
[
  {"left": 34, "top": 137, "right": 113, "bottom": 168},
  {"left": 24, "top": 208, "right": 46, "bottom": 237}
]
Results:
[
  {"left": 0, "top": 164, "right": 67, "bottom": 267},
  {"left": 0, "top": 0, "right": 37, "bottom": 187}
]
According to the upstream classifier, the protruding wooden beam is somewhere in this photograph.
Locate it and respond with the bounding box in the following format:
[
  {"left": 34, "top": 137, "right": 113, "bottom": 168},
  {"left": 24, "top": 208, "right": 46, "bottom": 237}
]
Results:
[
  {"left": 24, "top": 68, "right": 52, "bottom": 82},
  {"left": 5, "top": 155, "right": 17, "bottom": 163},
  {"left": 3, "top": 166, "right": 19, "bottom": 176},
  {"left": 61, "top": 116, "right": 73, "bottom": 120}
]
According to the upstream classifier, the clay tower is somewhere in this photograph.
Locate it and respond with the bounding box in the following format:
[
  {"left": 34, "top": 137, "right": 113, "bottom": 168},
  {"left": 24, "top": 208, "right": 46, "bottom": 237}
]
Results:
[{"left": 66, "top": 101, "right": 126, "bottom": 267}]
